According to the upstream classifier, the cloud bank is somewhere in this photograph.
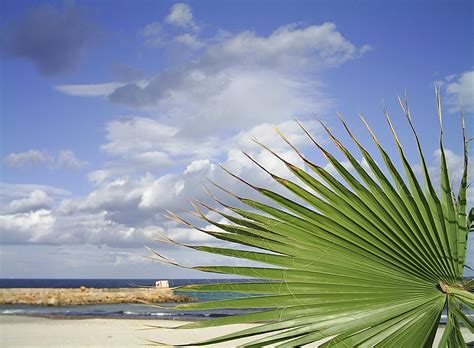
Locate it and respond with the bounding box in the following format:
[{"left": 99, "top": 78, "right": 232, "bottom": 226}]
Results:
[{"left": 0, "top": 119, "right": 322, "bottom": 248}]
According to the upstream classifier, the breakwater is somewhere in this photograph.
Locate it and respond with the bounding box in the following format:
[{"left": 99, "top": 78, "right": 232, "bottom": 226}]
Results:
[{"left": 0, "top": 287, "right": 192, "bottom": 306}]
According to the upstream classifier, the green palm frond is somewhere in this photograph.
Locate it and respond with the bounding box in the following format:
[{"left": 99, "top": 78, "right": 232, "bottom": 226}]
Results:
[{"left": 155, "top": 91, "right": 473, "bottom": 347}]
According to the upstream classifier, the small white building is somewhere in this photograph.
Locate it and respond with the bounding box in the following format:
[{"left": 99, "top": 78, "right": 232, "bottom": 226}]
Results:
[{"left": 155, "top": 280, "right": 169, "bottom": 288}]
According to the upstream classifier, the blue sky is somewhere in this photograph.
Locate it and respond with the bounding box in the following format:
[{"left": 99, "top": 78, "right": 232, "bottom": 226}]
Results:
[{"left": 0, "top": 0, "right": 472, "bottom": 278}]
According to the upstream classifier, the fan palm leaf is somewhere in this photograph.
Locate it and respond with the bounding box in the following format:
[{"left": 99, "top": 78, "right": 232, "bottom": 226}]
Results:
[{"left": 154, "top": 91, "right": 473, "bottom": 347}]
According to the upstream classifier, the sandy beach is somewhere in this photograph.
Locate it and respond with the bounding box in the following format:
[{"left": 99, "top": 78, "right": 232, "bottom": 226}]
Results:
[
  {"left": 1, "top": 315, "right": 258, "bottom": 347},
  {"left": 1, "top": 315, "right": 472, "bottom": 347}
]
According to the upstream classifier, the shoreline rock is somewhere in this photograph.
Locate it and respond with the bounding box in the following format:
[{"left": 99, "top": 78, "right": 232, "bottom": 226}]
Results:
[{"left": 0, "top": 287, "right": 193, "bottom": 306}]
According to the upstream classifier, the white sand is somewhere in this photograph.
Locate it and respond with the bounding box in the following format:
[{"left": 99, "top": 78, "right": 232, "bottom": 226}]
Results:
[
  {"left": 1, "top": 315, "right": 472, "bottom": 347},
  {"left": 1, "top": 316, "right": 258, "bottom": 347}
]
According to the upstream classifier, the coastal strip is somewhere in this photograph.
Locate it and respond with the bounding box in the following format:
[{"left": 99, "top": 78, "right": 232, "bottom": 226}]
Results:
[
  {"left": 0, "top": 287, "right": 192, "bottom": 306},
  {"left": 1, "top": 316, "right": 471, "bottom": 347}
]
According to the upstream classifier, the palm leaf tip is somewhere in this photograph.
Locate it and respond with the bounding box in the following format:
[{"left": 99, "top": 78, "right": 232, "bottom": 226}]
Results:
[{"left": 154, "top": 94, "right": 472, "bottom": 347}]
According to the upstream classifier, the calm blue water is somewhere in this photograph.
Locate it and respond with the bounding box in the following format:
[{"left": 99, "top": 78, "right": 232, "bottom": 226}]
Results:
[
  {"left": 0, "top": 279, "right": 258, "bottom": 320},
  {"left": 0, "top": 279, "right": 471, "bottom": 324},
  {"left": 0, "top": 278, "right": 248, "bottom": 290}
]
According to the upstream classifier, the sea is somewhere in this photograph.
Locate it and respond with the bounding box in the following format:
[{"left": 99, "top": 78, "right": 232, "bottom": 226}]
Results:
[
  {"left": 0, "top": 279, "right": 259, "bottom": 320},
  {"left": 0, "top": 279, "right": 471, "bottom": 323}
]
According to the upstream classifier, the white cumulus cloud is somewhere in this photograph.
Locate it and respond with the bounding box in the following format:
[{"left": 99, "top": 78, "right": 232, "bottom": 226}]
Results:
[
  {"left": 0, "top": 209, "right": 56, "bottom": 244},
  {"left": 203, "top": 23, "right": 370, "bottom": 71},
  {"left": 441, "top": 70, "right": 474, "bottom": 113},
  {"left": 4, "top": 190, "right": 53, "bottom": 214},
  {"left": 165, "top": 3, "right": 198, "bottom": 31},
  {"left": 0, "top": 120, "right": 323, "bottom": 248}
]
